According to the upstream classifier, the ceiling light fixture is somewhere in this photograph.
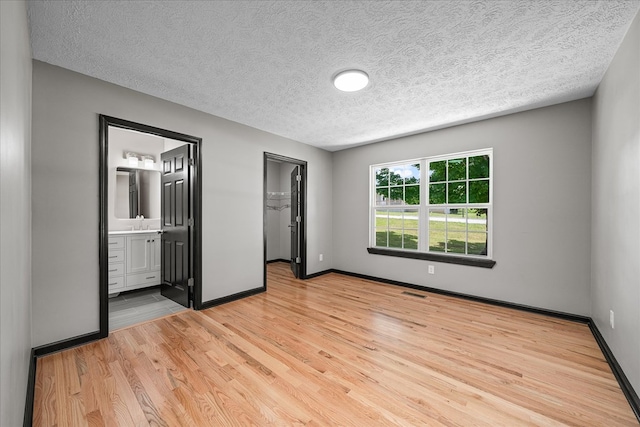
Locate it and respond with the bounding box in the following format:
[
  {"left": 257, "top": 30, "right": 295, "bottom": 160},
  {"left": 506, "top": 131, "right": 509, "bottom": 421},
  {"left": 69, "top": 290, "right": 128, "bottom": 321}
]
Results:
[
  {"left": 125, "top": 152, "right": 140, "bottom": 167},
  {"left": 333, "top": 69, "right": 369, "bottom": 92},
  {"left": 143, "top": 155, "right": 155, "bottom": 169}
]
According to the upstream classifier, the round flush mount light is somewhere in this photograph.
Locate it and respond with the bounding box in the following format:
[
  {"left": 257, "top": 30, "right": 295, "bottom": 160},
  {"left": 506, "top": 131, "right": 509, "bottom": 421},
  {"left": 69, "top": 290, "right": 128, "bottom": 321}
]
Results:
[{"left": 333, "top": 69, "right": 369, "bottom": 92}]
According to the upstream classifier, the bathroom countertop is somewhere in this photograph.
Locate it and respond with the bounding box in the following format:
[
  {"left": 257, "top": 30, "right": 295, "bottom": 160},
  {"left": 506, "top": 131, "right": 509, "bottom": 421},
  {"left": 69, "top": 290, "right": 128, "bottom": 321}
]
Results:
[{"left": 108, "top": 229, "right": 163, "bottom": 235}]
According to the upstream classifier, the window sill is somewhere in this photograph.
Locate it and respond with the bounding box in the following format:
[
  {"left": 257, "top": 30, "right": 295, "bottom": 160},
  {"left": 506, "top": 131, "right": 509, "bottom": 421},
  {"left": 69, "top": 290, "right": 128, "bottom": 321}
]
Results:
[{"left": 367, "top": 247, "right": 496, "bottom": 269}]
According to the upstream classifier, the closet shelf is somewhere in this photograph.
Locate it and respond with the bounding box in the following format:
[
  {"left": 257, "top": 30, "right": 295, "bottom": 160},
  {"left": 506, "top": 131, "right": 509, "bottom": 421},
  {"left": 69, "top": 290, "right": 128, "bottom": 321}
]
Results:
[
  {"left": 266, "top": 191, "right": 291, "bottom": 211},
  {"left": 266, "top": 191, "right": 291, "bottom": 200},
  {"left": 267, "top": 204, "right": 291, "bottom": 211}
]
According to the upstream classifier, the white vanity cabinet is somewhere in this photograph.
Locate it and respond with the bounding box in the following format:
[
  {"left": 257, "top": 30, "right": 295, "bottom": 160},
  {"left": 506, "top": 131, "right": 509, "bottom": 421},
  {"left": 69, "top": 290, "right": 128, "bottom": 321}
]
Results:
[
  {"left": 107, "top": 236, "right": 126, "bottom": 293},
  {"left": 108, "top": 231, "right": 162, "bottom": 295},
  {"left": 126, "top": 233, "right": 161, "bottom": 289}
]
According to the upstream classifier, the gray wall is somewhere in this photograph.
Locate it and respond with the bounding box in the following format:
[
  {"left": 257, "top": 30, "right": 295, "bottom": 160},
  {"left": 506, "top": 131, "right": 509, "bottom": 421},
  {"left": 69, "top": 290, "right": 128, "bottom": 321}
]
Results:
[
  {"left": 0, "top": 1, "right": 32, "bottom": 425},
  {"left": 31, "top": 61, "right": 333, "bottom": 347},
  {"left": 333, "top": 99, "right": 592, "bottom": 315},
  {"left": 591, "top": 12, "right": 640, "bottom": 393}
]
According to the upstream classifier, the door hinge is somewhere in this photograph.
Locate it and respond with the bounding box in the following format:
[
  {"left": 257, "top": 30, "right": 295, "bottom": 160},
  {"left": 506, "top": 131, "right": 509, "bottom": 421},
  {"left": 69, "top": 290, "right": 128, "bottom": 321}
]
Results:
[
  {"left": 296, "top": 215, "right": 301, "bottom": 223},
  {"left": 188, "top": 278, "right": 194, "bottom": 287},
  {"left": 296, "top": 174, "right": 301, "bottom": 182},
  {"left": 295, "top": 257, "right": 301, "bottom": 264},
  {"left": 188, "top": 218, "right": 194, "bottom": 227},
  {"left": 188, "top": 158, "right": 195, "bottom": 166}
]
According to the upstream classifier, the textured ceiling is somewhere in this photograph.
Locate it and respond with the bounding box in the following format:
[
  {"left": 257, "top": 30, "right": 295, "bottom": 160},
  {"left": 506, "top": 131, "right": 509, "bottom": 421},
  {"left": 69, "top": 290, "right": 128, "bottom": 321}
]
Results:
[{"left": 28, "top": 1, "right": 640, "bottom": 151}]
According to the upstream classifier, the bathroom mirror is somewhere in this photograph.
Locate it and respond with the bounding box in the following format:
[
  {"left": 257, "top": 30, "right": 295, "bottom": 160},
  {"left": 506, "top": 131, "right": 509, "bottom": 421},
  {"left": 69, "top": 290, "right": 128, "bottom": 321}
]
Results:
[{"left": 115, "top": 167, "right": 161, "bottom": 219}]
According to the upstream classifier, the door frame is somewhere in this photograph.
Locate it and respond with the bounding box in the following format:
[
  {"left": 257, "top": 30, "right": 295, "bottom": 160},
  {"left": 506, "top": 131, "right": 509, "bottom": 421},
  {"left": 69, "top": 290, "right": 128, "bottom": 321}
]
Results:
[
  {"left": 99, "top": 115, "right": 203, "bottom": 338},
  {"left": 263, "top": 152, "right": 307, "bottom": 286}
]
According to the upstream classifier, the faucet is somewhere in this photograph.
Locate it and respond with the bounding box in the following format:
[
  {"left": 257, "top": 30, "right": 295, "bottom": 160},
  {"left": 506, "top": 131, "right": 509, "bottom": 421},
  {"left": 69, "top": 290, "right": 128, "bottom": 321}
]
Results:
[{"left": 135, "top": 215, "right": 145, "bottom": 230}]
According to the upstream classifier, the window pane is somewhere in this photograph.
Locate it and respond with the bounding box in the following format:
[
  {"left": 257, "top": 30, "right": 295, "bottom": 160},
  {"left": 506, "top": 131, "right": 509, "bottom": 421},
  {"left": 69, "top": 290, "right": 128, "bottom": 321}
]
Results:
[
  {"left": 375, "top": 209, "right": 389, "bottom": 228},
  {"left": 375, "top": 210, "right": 388, "bottom": 247},
  {"left": 429, "top": 230, "right": 446, "bottom": 252},
  {"left": 447, "top": 232, "right": 466, "bottom": 254},
  {"left": 446, "top": 209, "right": 466, "bottom": 252},
  {"left": 388, "top": 231, "right": 403, "bottom": 248},
  {"left": 405, "top": 164, "right": 420, "bottom": 184},
  {"left": 390, "top": 187, "right": 403, "bottom": 205},
  {"left": 375, "top": 187, "right": 389, "bottom": 205},
  {"left": 469, "top": 180, "right": 489, "bottom": 203},
  {"left": 443, "top": 208, "right": 460, "bottom": 236},
  {"left": 429, "top": 230, "right": 444, "bottom": 252},
  {"left": 447, "top": 208, "right": 466, "bottom": 224},
  {"left": 387, "top": 210, "right": 403, "bottom": 230},
  {"left": 389, "top": 169, "right": 403, "bottom": 186},
  {"left": 429, "top": 209, "right": 446, "bottom": 230},
  {"left": 469, "top": 155, "right": 489, "bottom": 179},
  {"left": 429, "top": 183, "right": 446, "bottom": 204},
  {"left": 404, "top": 229, "right": 418, "bottom": 250},
  {"left": 405, "top": 185, "right": 419, "bottom": 205},
  {"left": 447, "top": 158, "right": 466, "bottom": 181},
  {"left": 404, "top": 209, "right": 418, "bottom": 228},
  {"left": 448, "top": 182, "right": 467, "bottom": 203},
  {"left": 388, "top": 211, "right": 405, "bottom": 250},
  {"left": 375, "top": 168, "right": 389, "bottom": 187},
  {"left": 468, "top": 208, "right": 488, "bottom": 233},
  {"left": 429, "top": 161, "right": 446, "bottom": 182},
  {"left": 376, "top": 231, "right": 388, "bottom": 246},
  {"left": 429, "top": 209, "right": 446, "bottom": 252},
  {"left": 403, "top": 209, "right": 419, "bottom": 250},
  {"left": 468, "top": 232, "right": 488, "bottom": 255}
]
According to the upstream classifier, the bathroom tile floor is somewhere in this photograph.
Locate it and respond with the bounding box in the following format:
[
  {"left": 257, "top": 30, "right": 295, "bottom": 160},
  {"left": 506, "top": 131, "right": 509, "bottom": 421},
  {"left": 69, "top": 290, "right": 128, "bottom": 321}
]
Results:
[{"left": 108, "top": 286, "right": 187, "bottom": 331}]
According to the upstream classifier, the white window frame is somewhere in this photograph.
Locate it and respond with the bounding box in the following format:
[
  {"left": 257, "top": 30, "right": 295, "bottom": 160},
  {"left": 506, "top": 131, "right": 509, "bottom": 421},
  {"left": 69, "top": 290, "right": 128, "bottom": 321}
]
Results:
[{"left": 370, "top": 148, "right": 493, "bottom": 260}]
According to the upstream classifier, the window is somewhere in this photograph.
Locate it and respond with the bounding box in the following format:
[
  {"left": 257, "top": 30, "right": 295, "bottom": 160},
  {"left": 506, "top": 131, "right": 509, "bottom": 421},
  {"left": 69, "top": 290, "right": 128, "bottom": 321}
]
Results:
[{"left": 371, "top": 149, "right": 492, "bottom": 261}]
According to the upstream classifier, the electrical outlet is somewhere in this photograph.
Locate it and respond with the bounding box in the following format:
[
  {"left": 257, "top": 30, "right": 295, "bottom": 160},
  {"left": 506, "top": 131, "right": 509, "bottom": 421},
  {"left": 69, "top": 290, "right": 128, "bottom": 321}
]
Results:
[
  {"left": 610, "top": 310, "right": 614, "bottom": 329},
  {"left": 428, "top": 265, "right": 435, "bottom": 274},
  {"left": 319, "top": 254, "right": 323, "bottom": 262}
]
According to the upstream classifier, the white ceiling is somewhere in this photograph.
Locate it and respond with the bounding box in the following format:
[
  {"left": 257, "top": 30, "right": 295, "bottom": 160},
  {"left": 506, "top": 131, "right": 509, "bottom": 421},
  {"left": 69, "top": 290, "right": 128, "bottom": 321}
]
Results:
[{"left": 27, "top": 1, "right": 639, "bottom": 151}]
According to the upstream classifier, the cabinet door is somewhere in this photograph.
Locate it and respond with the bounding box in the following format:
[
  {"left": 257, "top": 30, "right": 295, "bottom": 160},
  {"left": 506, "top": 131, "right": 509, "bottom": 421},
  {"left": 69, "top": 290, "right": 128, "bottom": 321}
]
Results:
[
  {"left": 127, "top": 235, "right": 151, "bottom": 274},
  {"left": 150, "top": 236, "right": 162, "bottom": 271}
]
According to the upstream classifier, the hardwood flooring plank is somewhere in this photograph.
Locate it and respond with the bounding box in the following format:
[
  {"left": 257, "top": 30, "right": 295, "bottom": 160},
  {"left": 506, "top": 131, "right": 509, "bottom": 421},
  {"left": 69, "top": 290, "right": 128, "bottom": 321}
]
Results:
[{"left": 33, "top": 263, "right": 638, "bottom": 426}]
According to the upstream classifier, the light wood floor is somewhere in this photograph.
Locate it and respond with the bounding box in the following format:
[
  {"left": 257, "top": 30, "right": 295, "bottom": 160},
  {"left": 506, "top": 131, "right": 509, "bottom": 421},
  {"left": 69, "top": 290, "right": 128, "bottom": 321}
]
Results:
[{"left": 34, "top": 263, "right": 637, "bottom": 426}]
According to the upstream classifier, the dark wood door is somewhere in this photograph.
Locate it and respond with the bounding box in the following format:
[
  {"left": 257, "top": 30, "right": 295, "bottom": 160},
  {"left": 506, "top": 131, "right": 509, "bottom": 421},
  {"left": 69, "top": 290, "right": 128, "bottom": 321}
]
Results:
[
  {"left": 161, "top": 144, "right": 192, "bottom": 307},
  {"left": 290, "top": 165, "right": 301, "bottom": 278}
]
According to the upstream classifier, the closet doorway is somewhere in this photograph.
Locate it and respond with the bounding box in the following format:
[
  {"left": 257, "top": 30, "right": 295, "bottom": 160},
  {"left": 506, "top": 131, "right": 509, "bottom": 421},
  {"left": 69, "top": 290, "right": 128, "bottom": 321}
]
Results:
[{"left": 264, "top": 153, "right": 307, "bottom": 284}]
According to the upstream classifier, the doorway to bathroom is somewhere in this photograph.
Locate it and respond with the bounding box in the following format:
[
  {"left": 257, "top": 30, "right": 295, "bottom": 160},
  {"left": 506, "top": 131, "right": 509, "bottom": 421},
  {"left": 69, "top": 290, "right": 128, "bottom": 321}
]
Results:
[
  {"left": 99, "top": 116, "right": 202, "bottom": 337},
  {"left": 264, "top": 153, "right": 307, "bottom": 285}
]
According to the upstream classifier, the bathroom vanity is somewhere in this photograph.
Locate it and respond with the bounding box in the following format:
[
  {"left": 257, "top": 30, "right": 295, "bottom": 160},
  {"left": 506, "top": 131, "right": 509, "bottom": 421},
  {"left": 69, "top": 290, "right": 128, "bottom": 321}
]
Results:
[{"left": 108, "top": 230, "right": 162, "bottom": 295}]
